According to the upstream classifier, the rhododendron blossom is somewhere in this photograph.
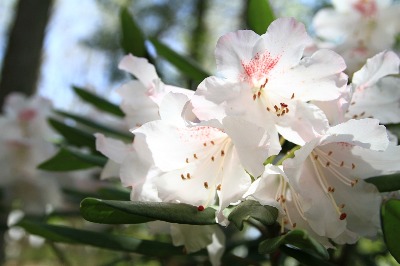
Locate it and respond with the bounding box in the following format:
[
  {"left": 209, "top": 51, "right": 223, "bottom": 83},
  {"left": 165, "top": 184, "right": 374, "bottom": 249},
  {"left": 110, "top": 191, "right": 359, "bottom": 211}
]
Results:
[
  {"left": 193, "top": 17, "right": 346, "bottom": 146},
  {"left": 313, "top": 0, "right": 400, "bottom": 73},
  {"left": 117, "top": 54, "right": 194, "bottom": 128}
]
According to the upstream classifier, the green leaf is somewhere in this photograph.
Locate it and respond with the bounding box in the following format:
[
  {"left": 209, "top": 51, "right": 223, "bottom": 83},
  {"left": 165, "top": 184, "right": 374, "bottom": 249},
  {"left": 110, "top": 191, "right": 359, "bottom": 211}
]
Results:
[
  {"left": 38, "top": 148, "right": 106, "bottom": 171},
  {"left": 381, "top": 199, "right": 400, "bottom": 263},
  {"left": 247, "top": 0, "right": 275, "bottom": 35},
  {"left": 258, "top": 230, "right": 329, "bottom": 260},
  {"left": 81, "top": 198, "right": 217, "bottom": 225},
  {"left": 281, "top": 245, "right": 335, "bottom": 266},
  {"left": 365, "top": 173, "right": 400, "bottom": 192},
  {"left": 73, "top": 86, "right": 124, "bottom": 117},
  {"left": 228, "top": 200, "right": 278, "bottom": 230},
  {"left": 56, "top": 110, "right": 132, "bottom": 142},
  {"left": 17, "top": 219, "right": 184, "bottom": 256},
  {"left": 120, "top": 7, "right": 147, "bottom": 57},
  {"left": 150, "top": 38, "right": 210, "bottom": 82},
  {"left": 48, "top": 118, "right": 97, "bottom": 151}
]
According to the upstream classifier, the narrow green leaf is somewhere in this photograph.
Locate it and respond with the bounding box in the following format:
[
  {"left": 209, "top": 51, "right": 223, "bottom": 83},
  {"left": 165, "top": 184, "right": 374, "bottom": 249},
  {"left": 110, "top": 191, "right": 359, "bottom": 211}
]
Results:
[
  {"left": 81, "top": 198, "right": 217, "bottom": 225},
  {"left": 56, "top": 110, "right": 132, "bottom": 142},
  {"left": 97, "top": 187, "right": 131, "bottom": 201},
  {"left": 281, "top": 245, "right": 335, "bottom": 266},
  {"left": 228, "top": 200, "right": 278, "bottom": 230},
  {"left": 259, "top": 230, "right": 329, "bottom": 260},
  {"left": 247, "top": 0, "right": 275, "bottom": 35},
  {"left": 365, "top": 173, "right": 400, "bottom": 192},
  {"left": 120, "top": 7, "right": 147, "bottom": 57},
  {"left": 73, "top": 86, "right": 124, "bottom": 117},
  {"left": 17, "top": 219, "right": 184, "bottom": 256},
  {"left": 150, "top": 38, "right": 210, "bottom": 82},
  {"left": 48, "top": 118, "right": 97, "bottom": 151},
  {"left": 38, "top": 148, "right": 106, "bottom": 171},
  {"left": 381, "top": 199, "right": 400, "bottom": 263}
]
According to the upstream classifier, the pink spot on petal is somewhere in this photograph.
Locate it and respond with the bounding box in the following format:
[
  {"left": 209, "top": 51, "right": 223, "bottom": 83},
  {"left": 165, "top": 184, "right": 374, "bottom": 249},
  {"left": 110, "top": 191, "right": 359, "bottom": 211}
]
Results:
[
  {"left": 18, "top": 108, "right": 37, "bottom": 122},
  {"left": 241, "top": 51, "right": 280, "bottom": 86},
  {"left": 353, "top": 0, "right": 377, "bottom": 17}
]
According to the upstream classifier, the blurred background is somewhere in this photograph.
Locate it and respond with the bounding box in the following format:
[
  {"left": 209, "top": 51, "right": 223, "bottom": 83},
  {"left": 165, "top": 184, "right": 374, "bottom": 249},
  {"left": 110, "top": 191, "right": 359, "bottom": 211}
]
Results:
[{"left": 0, "top": 0, "right": 328, "bottom": 110}]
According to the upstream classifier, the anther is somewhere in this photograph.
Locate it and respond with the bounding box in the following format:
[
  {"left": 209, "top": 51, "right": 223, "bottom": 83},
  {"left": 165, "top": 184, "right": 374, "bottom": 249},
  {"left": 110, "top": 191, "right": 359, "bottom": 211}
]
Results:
[
  {"left": 186, "top": 158, "right": 189, "bottom": 163},
  {"left": 352, "top": 163, "right": 356, "bottom": 169},
  {"left": 186, "top": 173, "right": 191, "bottom": 179},
  {"left": 280, "top": 103, "right": 288, "bottom": 108},
  {"left": 339, "top": 213, "right": 347, "bottom": 220},
  {"left": 314, "top": 155, "right": 318, "bottom": 160},
  {"left": 217, "top": 184, "right": 222, "bottom": 191},
  {"left": 204, "top": 182, "right": 208, "bottom": 189},
  {"left": 360, "top": 111, "right": 365, "bottom": 116},
  {"left": 211, "top": 141, "right": 215, "bottom": 145},
  {"left": 203, "top": 142, "right": 207, "bottom": 147},
  {"left": 181, "top": 174, "right": 186, "bottom": 180},
  {"left": 274, "top": 105, "right": 279, "bottom": 112},
  {"left": 221, "top": 150, "right": 225, "bottom": 156},
  {"left": 351, "top": 179, "right": 359, "bottom": 187},
  {"left": 339, "top": 203, "right": 345, "bottom": 209},
  {"left": 292, "top": 223, "right": 297, "bottom": 228},
  {"left": 253, "top": 94, "right": 257, "bottom": 101},
  {"left": 193, "top": 153, "right": 198, "bottom": 159},
  {"left": 266, "top": 107, "right": 270, "bottom": 111},
  {"left": 326, "top": 161, "right": 330, "bottom": 167},
  {"left": 257, "top": 91, "right": 261, "bottom": 98},
  {"left": 340, "top": 161, "right": 344, "bottom": 167},
  {"left": 291, "top": 93, "right": 295, "bottom": 99},
  {"left": 351, "top": 102, "right": 356, "bottom": 105},
  {"left": 328, "top": 151, "right": 333, "bottom": 156},
  {"left": 197, "top": 205, "right": 205, "bottom": 211},
  {"left": 352, "top": 115, "right": 358, "bottom": 119},
  {"left": 211, "top": 156, "right": 215, "bottom": 162}
]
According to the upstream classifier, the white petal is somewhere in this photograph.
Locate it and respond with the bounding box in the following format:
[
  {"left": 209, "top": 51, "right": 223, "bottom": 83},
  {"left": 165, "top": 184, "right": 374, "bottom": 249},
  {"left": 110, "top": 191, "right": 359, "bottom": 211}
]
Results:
[
  {"left": 273, "top": 49, "right": 347, "bottom": 102},
  {"left": 347, "top": 77, "right": 400, "bottom": 123},
  {"left": 100, "top": 159, "right": 120, "bottom": 180},
  {"left": 215, "top": 30, "right": 261, "bottom": 80},
  {"left": 159, "top": 92, "right": 190, "bottom": 126},
  {"left": 325, "top": 118, "right": 389, "bottom": 151},
  {"left": 222, "top": 117, "right": 275, "bottom": 177},
  {"left": 258, "top": 18, "right": 313, "bottom": 72},
  {"left": 95, "top": 133, "right": 132, "bottom": 163},
  {"left": 170, "top": 224, "right": 216, "bottom": 253},
  {"left": 276, "top": 102, "right": 329, "bottom": 145},
  {"left": 118, "top": 54, "right": 158, "bottom": 89},
  {"left": 352, "top": 50, "right": 400, "bottom": 87},
  {"left": 207, "top": 227, "right": 225, "bottom": 266}
]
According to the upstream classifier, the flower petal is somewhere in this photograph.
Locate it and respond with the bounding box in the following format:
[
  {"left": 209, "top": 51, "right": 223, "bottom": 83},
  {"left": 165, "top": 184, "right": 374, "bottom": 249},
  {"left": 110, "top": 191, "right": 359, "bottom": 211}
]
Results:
[{"left": 118, "top": 54, "right": 158, "bottom": 89}]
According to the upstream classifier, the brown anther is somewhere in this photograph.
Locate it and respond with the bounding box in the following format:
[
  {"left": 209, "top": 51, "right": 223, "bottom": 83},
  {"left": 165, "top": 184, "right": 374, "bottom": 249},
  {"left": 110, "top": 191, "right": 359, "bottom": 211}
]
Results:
[
  {"left": 292, "top": 223, "right": 297, "bottom": 228},
  {"left": 186, "top": 173, "right": 191, "bottom": 179},
  {"left": 204, "top": 182, "right": 209, "bottom": 189},
  {"left": 340, "top": 161, "right": 344, "bottom": 167},
  {"left": 253, "top": 94, "right": 257, "bottom": 101},
  {"left": 352, "top": 163, "right": 356, "bottom": 169},
  {"left": 328, "top": 151, "right": 333, "bottom": 156},
  {"left": 266, "top": 107, "right": 270, "bottom": 111},
  {"left": 186, "top": 158, "right": 189, "bottom": 163},
  {"left": 351, "top": 101, "right": 356, "bottom": 105},
  {"left": 339, "top": 203, "right": 345, "bottom": 209},
  {"left": 221, "top": 150, "right": 225, "bottom": 156},
  {"left": 257, "top": 91, "right": 261, "bottom": 98},
  {"left": 193, "top": 153, "right": 198, "bottom": 159},
  {"left": 352, "top": 114, "right": 358, "bottom": 119},
  {"left": 277, "top": 114, "right": 281, "bottom": 117},
  {"left": 360, "top": 111, "right": 365, "bottom": 116},
  {"left": 291, "top": 93, "right": 295, "bottom": 99},
  {"left": 217, "top": 184, "right": 222, "bottom": 191},
  {"left": 282, "top": 110, "right": 286, "bottom": 115},
  {"left": 339, "top": 213, "right": 347, "bottom": 220},
  {"left": 283, "top": 219, "right": 289, "bottom": 225},
  {"left": 203, "top": 142, "right": 207, "bottom": 147},
  {"left": 181, "top": 174, "right": 186, "bottom": 180},
  {"left": 211, "top": 141, "right": 215, "bottom": 145},
  {"left": 274, "top": 105, "right": 279, "bottom": 112},
  {"left": 281, "top": 195, "right": 286, "bottom": 203},
  {"left": 280, "top": 103, "right": 288, "bottom": 108},
  {"left": 261, "top": 78, "right": 268, "bottom": 88},
  {"left": 314, "top": 155, "right": 319, "bottom": 160},
  {"left": 211, "top": 156, "right": 215, "bottom": 162},
  {"left": 326, "top": 161, "right": 330, "bottom": 167},
  {"left": 351, "top": 179, "right": 359, "bottom": 187},
  {"left": 286, "top": 108, "right": 289, "bottom": 113},
  {"left": 328, "top": 186, "right": 335, "bottom": 193}
]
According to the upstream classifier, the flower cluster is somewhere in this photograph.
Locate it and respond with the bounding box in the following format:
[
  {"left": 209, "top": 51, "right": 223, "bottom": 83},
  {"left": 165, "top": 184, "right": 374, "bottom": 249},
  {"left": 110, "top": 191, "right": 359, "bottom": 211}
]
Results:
[{"left": 96, "top": 17, "right": 400, "bottom": 265}]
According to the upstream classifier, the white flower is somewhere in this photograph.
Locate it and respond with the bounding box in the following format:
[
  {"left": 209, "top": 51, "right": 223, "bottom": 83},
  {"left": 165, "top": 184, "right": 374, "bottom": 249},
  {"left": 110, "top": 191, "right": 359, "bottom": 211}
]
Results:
[
  {"left": 192, "top": 18, "right": 346, "bottom": 146},
  {"left": 313, "top": 0, "right": 400, "bottom": 73},
  {"left": 0, "top": 93, "right": 62, "bottom": 213},
  {"left": 283, "top": 119, "right": 400, "bottom": 242},
  {"left": 347, "top": 50, "right": 400, "bottom": 123},
  {"left": 117, "top": 54, "right": 194, "bottom": 128},
  {"left": 129, "top": 93, "right": 272, "bottom": 223}
]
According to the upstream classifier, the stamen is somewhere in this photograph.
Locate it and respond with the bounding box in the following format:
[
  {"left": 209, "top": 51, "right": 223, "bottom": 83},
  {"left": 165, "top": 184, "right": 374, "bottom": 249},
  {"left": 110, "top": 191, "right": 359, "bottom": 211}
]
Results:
[
  {"left": 221, "top": 150, "right": 225, "bottom": 156},
  {"left": 339, "top": 213, "right": 347, "bottom": 220},
  {"left": 291, "top": 93, "right": 295, "bottom": 99},
  {"left": 186, "top": 158, "right": 189, "bottom": 163},
  {"left": 204, "top": 182, "right": 209, "bottom": 189},
  {"left": 193, "top": 153, "right": 198, "bottom": 159},
  {"left": 186, "top": 173, "right": 191, "bottom": 179},
  {"left": 352, "top": 163, "right": 356, "bottom": 169},
  {"left": 211, "top": 156, "right": 215, "bottom": 162},
  {"left": 203, "top": 142, "right": 207, "bottom": 147},
  {"left": 266, "top": 107, "right": 270, "bottom": 111},
  {"left": 253, "top": 94, "right": 257, "bottom": 101},
  {"left": 216, "top": 184, "right": 222, "bottom": 191},
  {"left": 328, "top": 151, "right": 332, "bottom": 156},
  {"left": 181, "top": 174, "right": 186, "bottom": 180},
  {"left": 211, "top": 141, "right": 215, "bottom": 145}
]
